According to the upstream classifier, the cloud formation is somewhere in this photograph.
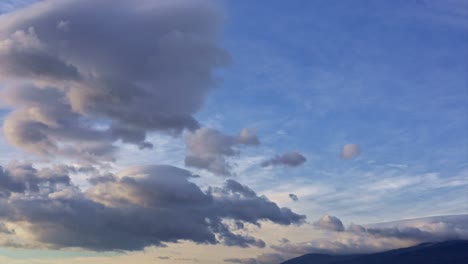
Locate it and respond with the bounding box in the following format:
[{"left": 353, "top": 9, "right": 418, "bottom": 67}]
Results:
[
  {"left": 0, "top": 162, "right": 70, "bottom": 197},
  {"left": 0, "top": 0, "right": 230, "bottom": 161},
  {"left": 0, "top": 163, "right": 305, "bottom": 251},
  {"left": 185, "top": 128, "right": 259, "bottom": 176},
  {"left": 313, "top": 214, "right": 345, "bottom": 232},
  {"left": 261, "top": 152, "right": 306, "bottom": 167},
  {"left": 340, "top": 144, "right": 360, "bottom": 159},
  {"left": 266, "top": 214, "right": 468, "bottom": 261}
]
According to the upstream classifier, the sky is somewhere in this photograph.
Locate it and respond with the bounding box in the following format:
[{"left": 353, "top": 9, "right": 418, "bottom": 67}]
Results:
[{"left": 0, "top": 0, "right": 467, "bottom": 264}]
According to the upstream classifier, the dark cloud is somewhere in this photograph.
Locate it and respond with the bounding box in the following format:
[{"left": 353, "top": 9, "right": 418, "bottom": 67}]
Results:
[
  {"left": 289, "top": 193, "right": 299, "bottom": 201},
  {"left": 0, "top": 164, "right": 305, "bottom": 251},
  {"left": 0, "top": 162, "right": 70, "bottom": 197},
  {"left": 261, "top": 152, "right": 306, "bottom": 168},
  {"left": 185, "top": 128, "right": 260, "bottom": 176},
  {"left": 0, "top": 0, "right": 230, "bottom": 161},
  {"left": 313, "top": 214, "right": 345, "bottom": 232},
  {"left": 340, "top": 144, "right": 360, "bottom": 159}
]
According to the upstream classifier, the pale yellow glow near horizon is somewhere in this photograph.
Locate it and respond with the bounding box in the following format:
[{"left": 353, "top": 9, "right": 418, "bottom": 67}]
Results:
[{"left": 0, "top": 223, "right": 322, "bottom": 264}]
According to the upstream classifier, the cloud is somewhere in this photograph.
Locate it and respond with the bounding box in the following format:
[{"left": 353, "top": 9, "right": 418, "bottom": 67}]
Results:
[
  {"left": 0, "top": 0, "right": 230, "bottom": 161},
  {"left": 0, "top": 163, "right": 305, "bottom": 251},
  {"left": 348, "top": 215, "right": 468, "bottom": 242},
  {"left": 340, "top": 144, "right": 360, "bottom": 159},
  {"left": 225, "top": 253, "right": 286, "bottom": 264},
  {"left": 313, "top": 214, "right": 345, "bottom": 232},
  {"left": 0, "top": 223, "right": 14, "bottom": 235},
  {"left": 261, "top": 152, "right": 306, "bottom": 167},
  {"left": 185, "top": 128, "right": 259, "bottom": 176},
  {"left": 268, "top": 215, "right": 468, "bottom": 260},
  {"left": 0, "top": 162, "right": 70, "bottom": 197},
  {"left": 289, "top": 193, "right": 299, "bottom": 201}
]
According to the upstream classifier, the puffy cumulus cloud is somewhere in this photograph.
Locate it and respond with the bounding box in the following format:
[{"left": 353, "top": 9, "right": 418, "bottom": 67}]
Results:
[
  {"left": 340, "top": 144, "right": 360, "bottom": 159},
  {"left": 289, "top": 193, "right": 299, "bottom": 201},
  {"left": 261, "top": 152, "right": 306, "bottom": 167},
  {"left": 265, "top": 215, "right": 468, "bottom": 261},
  {"left": 0, "top": 0, "right": 230, "bottom": 161},
  {"left": 313, "top": 214, "right": 345, "bottom": 232},
  {"left": 185, "top": 128, "right": 260, "bottom": 176},
  {"left": 0, "top": 164, "right": 305, "bottom": 251}
]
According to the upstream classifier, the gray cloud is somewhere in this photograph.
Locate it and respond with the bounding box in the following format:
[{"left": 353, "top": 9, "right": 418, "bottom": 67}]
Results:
[
  {"left": 0, "top": 162, "right": 70, "bottom": 197},
  {"left": 0, "top": 0, "right": 230, "bottom": 161},
  {"left": 347, "top": 215, "right": 468, "bottom": 242},
  {"left": 224, "top": 253, "right": 286, "bottom": 264},
  {"left": 268, "top": 214, "right": 468, "bottom": 260},
  {"left": 261, "top": 152, "right": 306, "bottom": 167},
  {"left": 0, "top": 163, "right": 305, "bottom": 251},
  {"left": 340, "top": 144, "right": 360, "bottom": 159},
  {"left": 185, "top": 128, "right": 259, "bottom": 176},
  {"left": 289, "top": 193, "right": 299, "bottom": 201},
  {"left": 313, "top": 214, "right": 345, "bottom": 232}
]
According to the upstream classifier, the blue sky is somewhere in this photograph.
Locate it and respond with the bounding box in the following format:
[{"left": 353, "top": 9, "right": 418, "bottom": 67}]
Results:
[
  {"left": 0, "top": 0, "right": 467, "bottom": 263},
  {"left": 197, "top": 0, "right": 467, "bottom": 218}
]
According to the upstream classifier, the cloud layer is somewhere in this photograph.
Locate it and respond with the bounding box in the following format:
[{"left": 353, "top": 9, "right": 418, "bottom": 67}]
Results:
[
  {"left": 225, "top": 214, "right": 468, "bottom": 264},
  {"left": 271, "top": 215, "right": 468, "bottom": 263}
]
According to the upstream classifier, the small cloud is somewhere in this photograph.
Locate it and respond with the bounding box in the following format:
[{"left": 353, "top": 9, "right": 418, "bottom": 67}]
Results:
[
  {"left": 261, "top": 152, "right": 306, "bottom": 167},
  {"left": 313, "top": 214, "right": 345, "bottom": 232},
  {"left": 289, "top": 193, "right": 299, "bottom": 201},
  {"left": 340, "top": 144, "right": 361, "bottom": 159},
  {"left": 185, "top": 128, "right": 260, "bottom": 176},
  {"left": 56, "top": 20, "right": 70, "bottom": 32}
]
